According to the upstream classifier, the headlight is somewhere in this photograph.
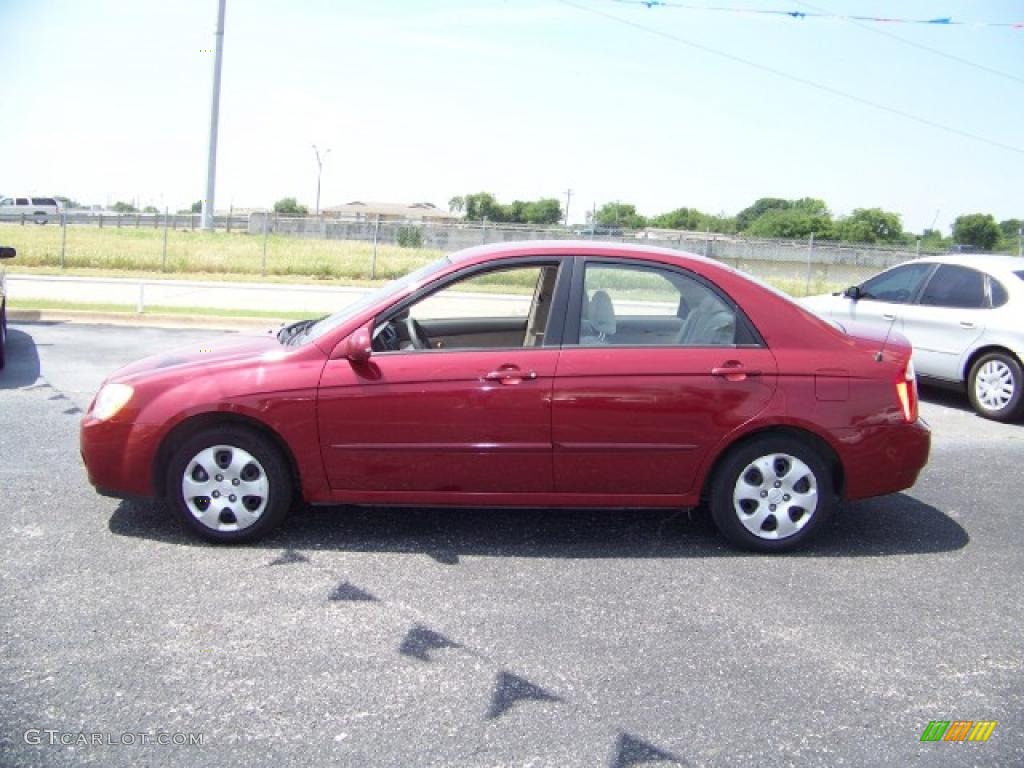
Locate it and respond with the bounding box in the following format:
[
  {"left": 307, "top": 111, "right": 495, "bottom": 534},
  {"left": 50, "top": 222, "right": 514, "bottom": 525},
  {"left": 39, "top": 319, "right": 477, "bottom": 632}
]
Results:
[{"left": 91, "top": 383, "right": 134, "bottom": 421}]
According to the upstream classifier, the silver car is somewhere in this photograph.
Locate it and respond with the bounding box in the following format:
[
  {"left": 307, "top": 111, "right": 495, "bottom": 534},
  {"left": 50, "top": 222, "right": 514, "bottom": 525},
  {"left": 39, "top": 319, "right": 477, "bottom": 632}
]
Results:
[{"left": 801, "top": 254, "right": 1024, "bottom": 422}]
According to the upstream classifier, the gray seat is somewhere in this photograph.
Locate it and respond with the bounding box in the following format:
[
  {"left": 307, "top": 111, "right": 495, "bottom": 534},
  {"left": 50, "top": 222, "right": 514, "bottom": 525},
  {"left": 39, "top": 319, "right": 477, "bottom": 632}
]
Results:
[
  {"left": 580, "top": 290, "right": 616, "bottom": 344},
  {"left": 676, "top": 296, "right": 735, "bottom": 346}
]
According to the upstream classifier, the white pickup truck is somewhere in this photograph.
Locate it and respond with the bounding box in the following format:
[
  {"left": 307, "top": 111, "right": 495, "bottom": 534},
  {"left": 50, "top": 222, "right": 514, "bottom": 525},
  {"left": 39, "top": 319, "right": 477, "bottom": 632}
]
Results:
[{"left": 0, "top": 196, "right": 61, "bottom": 224}]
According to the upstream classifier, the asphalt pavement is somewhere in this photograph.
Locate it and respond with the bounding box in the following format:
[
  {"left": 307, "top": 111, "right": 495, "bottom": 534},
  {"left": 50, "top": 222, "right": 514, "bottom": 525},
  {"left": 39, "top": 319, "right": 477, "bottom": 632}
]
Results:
[{"left": 1, "top": 321, "right": 1022, "bottom": 768}]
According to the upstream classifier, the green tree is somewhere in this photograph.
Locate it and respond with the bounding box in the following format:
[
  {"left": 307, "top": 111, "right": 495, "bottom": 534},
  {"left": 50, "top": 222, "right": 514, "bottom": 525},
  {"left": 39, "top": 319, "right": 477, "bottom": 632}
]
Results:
[
  {"left": 111, "top": 201, "right": 138, "bottom": 213},
  {"left": 522, "top": 198, "right": 562, "bottom": 225},
  {"left": 595, "top": 202, "right": 646, "bottom": 229},
  {"left": 651, "top": 207, "right": 706, "bottom": 231},
  {"left": 54, "top": 195, "right": 81, "bottom": 209},
  {"left": 834, "top": 208, "right": 905, "bottom": 244},
  {"left": 704, "top": 214, "right": 738, "bottom": 234},
  {"left": 448, "top": 196, "right": 465, "bottom": 215},
  {"left": 736, "top": 197, "right": 791, "bottom": 231},
  {"left": 952, "top": 213, "right": 1000, "bottom": 251},
  {"left": 998, "top": 218, "right": 1022, "bottom": 245},
  {"left": 746, "top": 206, "right": 833, "bottom": 239},
  {"left": 142, "top": 206, "right": 160, "bottom": 214},
  {"left": 919, "top": 228, "right": 948, "bottom": 251},
  {"left": 191, "top": 200, "right": 203, "bottom": 213},
  {"left": 464, "top": 192, "right": 504, "bottom": 221},
  {"left": 273, "top": 197, "right": 309, "bottom": 216}
]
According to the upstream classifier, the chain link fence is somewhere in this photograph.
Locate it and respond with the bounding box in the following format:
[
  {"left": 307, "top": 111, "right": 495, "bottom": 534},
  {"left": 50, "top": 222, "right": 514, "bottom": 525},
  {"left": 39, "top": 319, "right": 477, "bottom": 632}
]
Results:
[{"left": 1, "top": 210, "right": 948, "bottom": 295}]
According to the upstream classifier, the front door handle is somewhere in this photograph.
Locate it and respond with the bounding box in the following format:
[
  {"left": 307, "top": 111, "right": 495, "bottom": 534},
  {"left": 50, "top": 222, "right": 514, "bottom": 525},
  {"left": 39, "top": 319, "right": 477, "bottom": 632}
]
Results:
[
  {"left": 483, "top": 366, "right": 538, "bottom": 385},
  {"left": 959, "top": 321, "right": 976, "bottom": 329},
  {"left": 882, "top": 313, "right": 897, "bottom": 321},
  {"left": 711, "top": 363, "right": 762, "bottom": 382}
]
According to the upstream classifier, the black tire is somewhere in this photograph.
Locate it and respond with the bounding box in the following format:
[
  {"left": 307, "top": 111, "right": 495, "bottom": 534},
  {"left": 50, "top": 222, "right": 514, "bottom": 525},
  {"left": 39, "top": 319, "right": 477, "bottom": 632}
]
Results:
[
  {"left": 166, "top": 426, "right": 293, "bottom": 543},
  {"left": 709, "top": 435, "right": 836, "bottom": 553},
  {"left": 33, "top": 212, "right": 48, "bottom": 225},
  {"left": 967, "top": 351, "right": 1024, "bottom": 423}
]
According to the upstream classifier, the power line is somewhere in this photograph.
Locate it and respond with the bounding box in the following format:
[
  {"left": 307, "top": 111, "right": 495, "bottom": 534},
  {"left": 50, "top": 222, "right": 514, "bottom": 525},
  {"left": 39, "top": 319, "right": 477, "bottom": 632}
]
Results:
[
  {"left": 557, "top": 0, "right": 1024, "bottom": 157},
  {"left": 605, "top": 0, "right": 1024, "bottom": 29},
  {"left": 792, "top": 0, "right": 1024, "bottom": 87}
]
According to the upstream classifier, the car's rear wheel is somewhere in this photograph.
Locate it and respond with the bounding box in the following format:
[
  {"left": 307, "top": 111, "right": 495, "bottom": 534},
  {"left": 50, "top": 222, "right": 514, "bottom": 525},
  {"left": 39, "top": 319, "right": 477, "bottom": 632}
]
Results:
[
  {"left": 166, "top": 427, "right": 292, "bottom": 543},
  {"left": 709, "top": 436, "right": 836, "bottom": 552},
  {"left": 33, "top": 212, "right": 47, "bottom": 225},
  {"left": 968, "top": 351, "right": 1023, "bottom": 422}
]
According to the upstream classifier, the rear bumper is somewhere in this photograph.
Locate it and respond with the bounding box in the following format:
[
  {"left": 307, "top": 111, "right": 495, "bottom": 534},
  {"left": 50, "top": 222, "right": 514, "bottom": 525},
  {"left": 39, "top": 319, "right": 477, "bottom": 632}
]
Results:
[
  {"left": 839, "top": 418, "right": 931, "bottom": 501},
  {"left": 80, "top": 417, "right": 162, "bottom": 499}
]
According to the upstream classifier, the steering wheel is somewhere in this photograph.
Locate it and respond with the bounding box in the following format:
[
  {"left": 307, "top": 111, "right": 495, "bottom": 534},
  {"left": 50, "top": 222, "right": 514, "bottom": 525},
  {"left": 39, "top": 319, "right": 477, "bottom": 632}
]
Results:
[{"left": 403, "top": 317, "right": 431, "bottom": 350}]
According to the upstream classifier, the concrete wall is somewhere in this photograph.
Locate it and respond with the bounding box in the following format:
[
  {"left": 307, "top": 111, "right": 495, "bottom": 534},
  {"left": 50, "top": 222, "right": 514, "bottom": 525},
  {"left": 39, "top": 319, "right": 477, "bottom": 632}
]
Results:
[{"left": 247, "top": 212, "right": 925, "bottom": 288}]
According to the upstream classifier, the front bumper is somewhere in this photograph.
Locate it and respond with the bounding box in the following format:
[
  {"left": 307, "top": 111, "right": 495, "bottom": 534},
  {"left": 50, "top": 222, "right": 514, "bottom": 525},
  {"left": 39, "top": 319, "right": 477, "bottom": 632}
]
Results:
[{"left": 80, "top": 416, "right": 163, "bottom": 499}]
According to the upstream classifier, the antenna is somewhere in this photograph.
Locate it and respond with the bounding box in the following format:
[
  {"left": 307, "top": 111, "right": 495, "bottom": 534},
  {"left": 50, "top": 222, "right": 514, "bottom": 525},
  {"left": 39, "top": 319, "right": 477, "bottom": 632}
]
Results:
[{"left": 874, "top": 315, "right": 899, "bottom": 362}]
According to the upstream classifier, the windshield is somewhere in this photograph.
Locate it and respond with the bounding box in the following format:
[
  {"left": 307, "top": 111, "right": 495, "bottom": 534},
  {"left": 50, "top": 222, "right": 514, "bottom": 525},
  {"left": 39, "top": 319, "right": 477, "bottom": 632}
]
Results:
[{"left": 303, "top": 256, "right": 451, "bottom": 344}]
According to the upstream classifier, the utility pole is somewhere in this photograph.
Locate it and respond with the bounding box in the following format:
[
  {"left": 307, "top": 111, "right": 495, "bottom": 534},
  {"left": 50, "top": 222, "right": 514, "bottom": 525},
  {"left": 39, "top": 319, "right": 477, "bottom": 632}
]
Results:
[
  {"left": 312, "top": 145, "right": 330, "bottom": 216},
  {"left": 201, "top": 0, "right": 226, "bottom": 231},
  {"left": 564, "top": 188, "right": 572, "bottom": 227}
]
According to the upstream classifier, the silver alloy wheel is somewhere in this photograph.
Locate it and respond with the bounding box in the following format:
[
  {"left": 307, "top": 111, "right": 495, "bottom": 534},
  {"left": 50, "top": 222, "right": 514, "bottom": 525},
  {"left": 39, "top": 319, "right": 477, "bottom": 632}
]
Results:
[
  {"left": 181, "top": 444, "right": 270, "bottom": 532},
  {"left": 974, "top": 359, "right": 1015, "bottom": 412},
  {"left": 732, "top": 452, "right": 819, "bottom": 540}
]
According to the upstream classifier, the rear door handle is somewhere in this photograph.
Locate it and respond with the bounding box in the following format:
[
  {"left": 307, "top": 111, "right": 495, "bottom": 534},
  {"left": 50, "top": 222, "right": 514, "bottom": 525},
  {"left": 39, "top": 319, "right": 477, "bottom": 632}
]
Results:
[
  {"left": 483, "top": 366, "right": 538, "bottom": 385},
  {"left": 959, "top": 321, "right": 976, "bottom": 329},
  {"left": 882, "top": 313, "right": 897, "bottom": 321},
  {"left": 711, "top": 365, "right": 761, "bottom": 382}
]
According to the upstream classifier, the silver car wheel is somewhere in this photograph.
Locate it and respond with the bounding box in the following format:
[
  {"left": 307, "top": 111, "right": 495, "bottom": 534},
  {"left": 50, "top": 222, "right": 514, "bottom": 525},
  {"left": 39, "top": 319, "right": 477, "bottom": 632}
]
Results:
[
  {"left": 974, "top": 359, "right": 1015, "bottom": 412},
  {"left": 732, "top": 453, "right": 819, "bottom": 540},
  {"left": 181, "top": 444, "right": 269, "bottom": 532}
]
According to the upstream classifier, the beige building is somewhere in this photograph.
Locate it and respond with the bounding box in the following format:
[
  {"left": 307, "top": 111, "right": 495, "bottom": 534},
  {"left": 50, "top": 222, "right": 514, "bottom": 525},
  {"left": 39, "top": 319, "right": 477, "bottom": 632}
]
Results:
[{"left": 321, "top": 201, "right": 460, "bottom": 223}]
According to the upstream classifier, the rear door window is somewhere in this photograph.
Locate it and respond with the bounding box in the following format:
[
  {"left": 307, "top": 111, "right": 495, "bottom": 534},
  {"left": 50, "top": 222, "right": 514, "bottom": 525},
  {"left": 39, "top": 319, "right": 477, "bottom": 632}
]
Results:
[{"left": 918, "top": 264, "right": 987, "bottom": 309}]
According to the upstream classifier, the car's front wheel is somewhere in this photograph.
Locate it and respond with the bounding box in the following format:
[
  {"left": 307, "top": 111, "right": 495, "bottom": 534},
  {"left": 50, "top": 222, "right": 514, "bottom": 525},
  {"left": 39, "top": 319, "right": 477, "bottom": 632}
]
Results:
[
  {"left": 709, "top": 436, "right": 836, "bottom": 552},
  {"left": 166, "top": 426, "right": 293, "bottom": 543},
  {"left": 968, "top": 351, "right": 1023, "bottom": 422}
]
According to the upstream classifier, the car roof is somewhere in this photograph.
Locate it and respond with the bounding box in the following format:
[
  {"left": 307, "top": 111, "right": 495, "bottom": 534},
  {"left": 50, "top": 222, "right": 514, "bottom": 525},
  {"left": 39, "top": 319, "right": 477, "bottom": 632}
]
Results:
[
  {"left": 449, "top": 239, "right": 719, "bottom": 267},
  {"left": 912, "top": 252, "right": 1024, "bottom": 278}
]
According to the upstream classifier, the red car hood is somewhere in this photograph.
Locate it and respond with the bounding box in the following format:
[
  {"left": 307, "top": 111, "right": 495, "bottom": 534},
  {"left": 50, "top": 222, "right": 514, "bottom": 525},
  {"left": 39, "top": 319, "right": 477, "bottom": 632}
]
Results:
[{"left": 108, "top": 332, "right": 284, "bottom": 383}]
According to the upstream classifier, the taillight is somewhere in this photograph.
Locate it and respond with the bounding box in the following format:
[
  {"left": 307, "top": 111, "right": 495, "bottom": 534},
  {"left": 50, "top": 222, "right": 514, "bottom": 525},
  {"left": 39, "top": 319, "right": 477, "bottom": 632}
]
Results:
[{"left": 896, "top": 359, "right": 918, "bottom": 422}]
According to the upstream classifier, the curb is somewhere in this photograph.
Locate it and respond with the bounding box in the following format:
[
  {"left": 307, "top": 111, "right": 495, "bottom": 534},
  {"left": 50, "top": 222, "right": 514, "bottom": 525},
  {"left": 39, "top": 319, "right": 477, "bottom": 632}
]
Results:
[{"left": 9, "top": 308, "right": 283, "bottom": 332}]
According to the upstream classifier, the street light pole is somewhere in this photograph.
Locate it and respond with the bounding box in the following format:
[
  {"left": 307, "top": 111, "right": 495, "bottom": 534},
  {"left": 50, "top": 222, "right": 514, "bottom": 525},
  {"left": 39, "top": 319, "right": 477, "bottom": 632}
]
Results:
[
  {"left": 313, "top": 145, "right": 330, "bottom": 217},
  {"left": 201, "top": 0, "right": 226, "bottom": 231},
  {"left": 564, "top": 188, "right": 572, "bottom": 227}
]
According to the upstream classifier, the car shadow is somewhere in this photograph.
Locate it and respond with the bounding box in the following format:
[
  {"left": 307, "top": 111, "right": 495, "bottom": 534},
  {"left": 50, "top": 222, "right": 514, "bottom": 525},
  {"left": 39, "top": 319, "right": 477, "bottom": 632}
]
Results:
[
  {"left": 108, "top": 492, "right": 967, "bottom": 559},
  {"left": 918, "top": 382, "right": 974, "bottom": 415},
  {"left": 0, "top": 327, "right": 41, "bottom": 389},
  {"left": 919, "top": 381, "right": 1024, "bottom": 424}
]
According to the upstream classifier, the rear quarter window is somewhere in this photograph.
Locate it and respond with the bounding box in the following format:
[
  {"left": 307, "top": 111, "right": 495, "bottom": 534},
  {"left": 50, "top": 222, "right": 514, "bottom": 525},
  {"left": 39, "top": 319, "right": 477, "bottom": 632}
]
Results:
[{"left": 990, "top": 277, "right": 1008, "bottom": 307}]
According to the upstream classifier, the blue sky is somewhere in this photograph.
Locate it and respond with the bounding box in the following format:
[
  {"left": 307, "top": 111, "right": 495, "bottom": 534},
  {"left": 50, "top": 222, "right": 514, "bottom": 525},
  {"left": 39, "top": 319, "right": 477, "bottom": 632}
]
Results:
[{"left": 1, "top": 0, "right": 1021, "bottom": 232}]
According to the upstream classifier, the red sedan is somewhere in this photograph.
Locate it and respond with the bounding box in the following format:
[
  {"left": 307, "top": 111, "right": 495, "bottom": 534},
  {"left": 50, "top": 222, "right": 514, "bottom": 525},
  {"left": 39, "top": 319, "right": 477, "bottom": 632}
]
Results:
[{"left": 80, "top": 242, "right": 930, "bottom": 552}]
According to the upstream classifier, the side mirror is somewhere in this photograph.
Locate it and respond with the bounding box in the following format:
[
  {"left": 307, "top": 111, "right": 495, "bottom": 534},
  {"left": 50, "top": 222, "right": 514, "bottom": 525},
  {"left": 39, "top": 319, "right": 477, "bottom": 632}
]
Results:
[
  {"left": 345, "top": 327, "right": 372, "bottom": 363},
  {"left": 0, "top": 246, "right": 15, "bottom": 260},
  {"left": 843, "top": 285, "right": 862, "bottom": 300}
]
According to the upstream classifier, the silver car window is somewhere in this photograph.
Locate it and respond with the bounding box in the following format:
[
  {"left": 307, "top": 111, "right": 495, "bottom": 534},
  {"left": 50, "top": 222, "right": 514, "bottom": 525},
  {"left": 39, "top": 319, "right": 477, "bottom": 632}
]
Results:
[
  {"left": 859, "top": 263, "right": 933, "bottom": 303},
  {"left": 919, "top": 264, "right": 986, "bottom": 309}
]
